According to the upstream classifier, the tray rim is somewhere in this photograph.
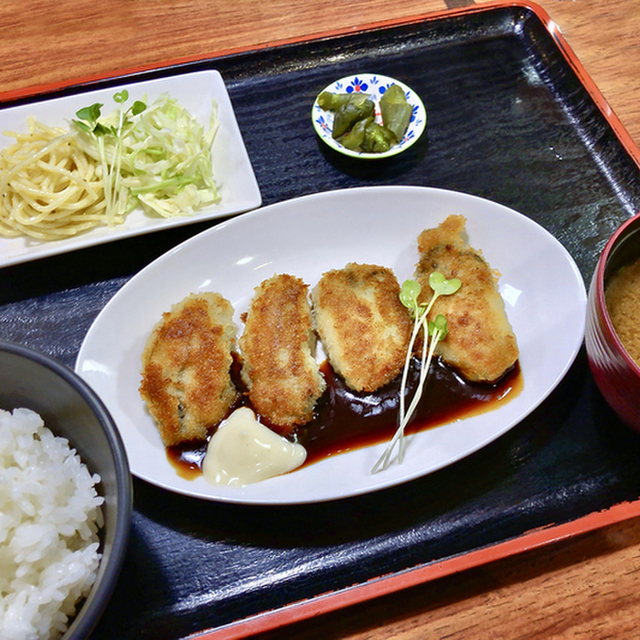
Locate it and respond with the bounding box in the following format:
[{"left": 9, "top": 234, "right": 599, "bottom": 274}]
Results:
[
  {"left": 5, "top": 1, "right": 640, "bottom": 636},
  {"left": 189, "top": 500, "right": 640, "bottom": 639}
]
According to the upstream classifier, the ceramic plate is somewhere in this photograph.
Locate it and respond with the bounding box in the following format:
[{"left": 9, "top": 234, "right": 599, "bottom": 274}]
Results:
[
  {"left": 76, "top": 186, "right": 586, "bottom": 504},
  {"left": 0, "top": 70, "right": 261, "bottom": 267},
  {"left": 312, "top": 74, "right": 426, "bottom": 159}
]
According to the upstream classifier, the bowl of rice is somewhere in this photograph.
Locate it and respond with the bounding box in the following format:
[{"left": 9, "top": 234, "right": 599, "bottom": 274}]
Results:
[
  {"left": 585, "top": 212, "right": 640, "bottom": 430},
  {"left": 0, "top": 340, "right": 132, "bottom": 640}
]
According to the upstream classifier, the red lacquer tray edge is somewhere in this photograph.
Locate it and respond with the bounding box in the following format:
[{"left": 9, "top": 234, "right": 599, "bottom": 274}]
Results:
[{"left": 190, "top": 500, "right": 640, "bottom": 639}]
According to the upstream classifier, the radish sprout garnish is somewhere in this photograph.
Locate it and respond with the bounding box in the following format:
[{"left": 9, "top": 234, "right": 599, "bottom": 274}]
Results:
[
  {"left": 372, "top": 272, "right": 461, "bottom": 473},
  {"left": 72, "top": 91, "right": 146, "bottom": 226}
]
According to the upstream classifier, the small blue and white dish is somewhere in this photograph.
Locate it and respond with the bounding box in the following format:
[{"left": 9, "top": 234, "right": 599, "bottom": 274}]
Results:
[{"left": 312, "top": 73, "right": 426, "bottom": 159}]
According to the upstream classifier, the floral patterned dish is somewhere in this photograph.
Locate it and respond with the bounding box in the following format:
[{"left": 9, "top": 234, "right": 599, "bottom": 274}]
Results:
[{"left": 311, "top": 73, "right": 426, "bottom": 159}]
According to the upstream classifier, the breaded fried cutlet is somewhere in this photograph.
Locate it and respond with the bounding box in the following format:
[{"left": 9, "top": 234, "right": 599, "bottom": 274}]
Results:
[
  {"left": 311, "top": 263, "right": 412, "bottom": 393},
  {"left": 415, "top": 214, "right": 519, "bottom": 383},
  {"left": 239, "top": 274, "right": 325, "bottom": 432},
  {"left": 139, "top": 292, "right": 239, "bottom": 447}
]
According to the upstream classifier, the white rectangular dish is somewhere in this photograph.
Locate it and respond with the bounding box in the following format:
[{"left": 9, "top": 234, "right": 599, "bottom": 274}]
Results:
[{"left": 0, "top": 69, "right": 261, "bottom": 268}]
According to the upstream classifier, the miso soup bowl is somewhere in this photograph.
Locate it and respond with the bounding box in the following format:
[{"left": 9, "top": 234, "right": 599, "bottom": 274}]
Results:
[{"left": 585, "top": 213, "right": 640, "bottom": 431}]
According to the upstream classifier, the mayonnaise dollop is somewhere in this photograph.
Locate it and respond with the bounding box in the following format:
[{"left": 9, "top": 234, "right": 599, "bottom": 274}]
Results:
[{"left": 202, "top": 407, "right": 307, "bottom": 486}]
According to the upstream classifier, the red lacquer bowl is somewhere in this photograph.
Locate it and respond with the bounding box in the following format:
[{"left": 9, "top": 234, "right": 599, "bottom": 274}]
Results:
[{"left": 585, "top": 213, "right": 640, "bottom": 430}]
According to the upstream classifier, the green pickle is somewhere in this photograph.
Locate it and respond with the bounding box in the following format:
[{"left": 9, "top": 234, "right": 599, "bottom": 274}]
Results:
[
  {"left": 361, "top": 122, "right": 395, "bottom": 153},
  {"left": 379, "top": 84, "right": 412, "bottom": 142},
  {"left": 337, "top": 116, "right": 372, "bottom": 150},
  {"left": 331, "top": 94, "right": 375, "bottom": 138},
  {"left": 317, "top": 91, "right": 369, "bottom": 111}
]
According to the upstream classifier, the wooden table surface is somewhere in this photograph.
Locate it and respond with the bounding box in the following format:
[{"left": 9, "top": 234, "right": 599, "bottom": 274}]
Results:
[{"left": 3, "top": 1, "right": 640, "bottom": 638}]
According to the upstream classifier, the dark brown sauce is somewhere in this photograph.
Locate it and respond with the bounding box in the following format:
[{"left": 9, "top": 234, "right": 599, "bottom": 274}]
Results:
[{"left": 167, "top": 358, "right": 522, "bottom": 479}]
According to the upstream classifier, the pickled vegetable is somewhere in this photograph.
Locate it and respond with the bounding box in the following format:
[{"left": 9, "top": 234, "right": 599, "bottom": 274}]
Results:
[
  {"left": 361, "top": 122, "right": 396, "bottom": 153},
  {"left": 337, "top": 116, "right": 372, "bottom": 150},
  {"left": 379, "top": 84, "right": 412, "bottom": 142},
  {"left": 331, "top": 94, "right": 375, "bottom": 138},
  {"left": 317, "top": 91, "right": 370, "bottom": 111}
]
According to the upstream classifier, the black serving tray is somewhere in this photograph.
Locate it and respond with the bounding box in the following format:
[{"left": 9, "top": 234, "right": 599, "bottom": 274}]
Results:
[{"left": 3, "top": 3, "right": 640, "bottom": 638}]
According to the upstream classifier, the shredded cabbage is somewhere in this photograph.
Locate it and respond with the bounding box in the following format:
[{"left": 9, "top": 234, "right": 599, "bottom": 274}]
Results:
[
  {"left": 72, "top": 92, "right": 220, "bottom": 223},
  {"left": 119, "top": 94, "right": 220, "bottom": 217}
]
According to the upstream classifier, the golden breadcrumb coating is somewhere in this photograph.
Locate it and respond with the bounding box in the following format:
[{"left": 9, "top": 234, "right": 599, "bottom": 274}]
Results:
[
  {"left": 415, "top": 214, "right": 519, "bottom": 383},
  {"left": 311, "top": 262, "right": 412, "bottom": 392},
  {"left": 140, "top": 292, "right": 239, "bottom": 447},
  {"left": 239, "top": 274, "right": 325, "bottom": 432}
]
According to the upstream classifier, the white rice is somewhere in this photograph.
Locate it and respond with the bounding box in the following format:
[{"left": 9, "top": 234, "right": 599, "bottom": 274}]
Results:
[{"left": 0, "top": 408, "right": 104, "bottom": 640}]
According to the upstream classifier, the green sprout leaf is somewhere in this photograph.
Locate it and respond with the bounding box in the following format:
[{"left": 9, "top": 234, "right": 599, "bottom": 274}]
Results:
[
  {"left": 75, "top": 103, "right": 103, "bottom": 123},
  {"left": 113, "top": 90, "right": 129, "bottom": 104},
  {"left": 399, "top": 279, "right": 421, "bottom": 310},
  {"left": 428, "top": 314, "right": 448, "bottom": 340},
  {"left": 429, "top": 272, "right": 461, "bottom": 296},
  {"left": 130, "top": 100, "right": 147, "bottom": 116},
  {"left": 71, "top": 119, "right": 92, "bottom": 133},
  {"left": 92, "top": 122, "right": 113, "bottom": 137}
]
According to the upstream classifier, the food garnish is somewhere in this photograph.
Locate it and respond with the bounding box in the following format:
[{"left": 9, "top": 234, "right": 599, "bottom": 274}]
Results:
[
  {"left": 372, "top": 272, "right": 461, "bottom": 473},
  {"left": 72, "top": 91, "right": 146, "bottom": 226},
  {"left": 73, "top": 90, "right": 220, "bottom": 223}
]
